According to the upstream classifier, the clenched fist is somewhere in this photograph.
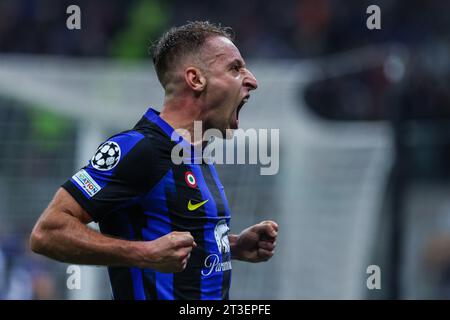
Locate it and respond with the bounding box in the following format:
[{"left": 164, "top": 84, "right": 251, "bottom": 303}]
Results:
[
  {"left": 230, "top": 220, "right": 278, "bottom": 263},
  {"left": 136, "top": 231, "right": 197, "bottom": 273}
]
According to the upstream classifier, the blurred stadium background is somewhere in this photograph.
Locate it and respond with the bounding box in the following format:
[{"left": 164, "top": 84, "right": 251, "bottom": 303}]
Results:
[{"left": 1, "top": 0, "right": 450, "bottom": 299}]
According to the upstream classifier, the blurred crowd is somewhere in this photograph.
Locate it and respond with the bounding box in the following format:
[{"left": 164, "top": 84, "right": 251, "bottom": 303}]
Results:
[
  {"left": 0, "top": 225, "right": 59, "bottom": 299},
  {"left": 0, "top": 0, "right": 449, "bottom": 59},
  {"left": 1, "top": 0, "right": 449, "bottom": 120}
]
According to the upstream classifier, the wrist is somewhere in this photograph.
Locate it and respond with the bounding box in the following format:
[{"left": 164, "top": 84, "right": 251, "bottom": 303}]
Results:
[
  {"left": 229, "top": 234, "right": 242, "bottom": 260},
  {"left": 128, "top": 240, "right": 156, "bottom": 268}
]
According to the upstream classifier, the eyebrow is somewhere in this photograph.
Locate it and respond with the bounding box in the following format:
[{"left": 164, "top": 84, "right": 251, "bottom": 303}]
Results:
[{"left": 228, "top": 58, "right": 245, "bottom": 68}]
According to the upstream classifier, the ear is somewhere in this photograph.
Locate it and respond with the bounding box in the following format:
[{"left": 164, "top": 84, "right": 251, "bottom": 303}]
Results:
[{"left": 185, "top": 67, "right": 206, "bottom": 92}]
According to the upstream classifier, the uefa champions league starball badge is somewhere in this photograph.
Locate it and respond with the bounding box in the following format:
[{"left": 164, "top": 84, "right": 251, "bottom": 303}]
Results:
[{"left": 91, "top": 141, "right": 121, "bottom": 171}]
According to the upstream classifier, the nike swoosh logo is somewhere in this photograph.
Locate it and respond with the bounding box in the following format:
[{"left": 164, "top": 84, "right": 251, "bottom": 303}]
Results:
[{"left": 187, "top": 199, "right": 209, "bottom": 211}]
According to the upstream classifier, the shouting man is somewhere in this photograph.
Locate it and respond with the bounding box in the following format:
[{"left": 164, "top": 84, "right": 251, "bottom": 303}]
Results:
[{"left": 30, "top": 21, "right": 278, "bottom": 300}]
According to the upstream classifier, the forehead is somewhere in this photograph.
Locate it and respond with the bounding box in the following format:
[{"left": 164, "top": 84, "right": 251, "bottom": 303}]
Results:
[{"left": 201, "top": 36, "right": 244, "bottom": 66}]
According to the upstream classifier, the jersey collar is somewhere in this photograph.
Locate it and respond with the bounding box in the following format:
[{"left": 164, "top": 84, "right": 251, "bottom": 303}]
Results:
[{"left": 144, "top": 107, "right": 203, "bottom": 161}]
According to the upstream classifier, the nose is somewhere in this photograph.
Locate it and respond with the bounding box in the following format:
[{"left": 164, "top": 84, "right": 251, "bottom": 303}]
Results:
[{"left": 244, "top": 69, "right": 258, "bottom": 91}]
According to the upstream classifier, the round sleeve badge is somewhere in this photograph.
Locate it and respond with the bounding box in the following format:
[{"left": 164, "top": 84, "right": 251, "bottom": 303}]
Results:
[
  {"left": 91, "top": 141, "right": 121, "bottom": 171},
  {"left": 185, "top": 171, "right": 197, "bottom": 188}
]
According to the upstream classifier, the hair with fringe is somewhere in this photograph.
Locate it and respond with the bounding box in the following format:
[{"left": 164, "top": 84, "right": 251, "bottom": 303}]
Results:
[{"left": 151, "top": 21, "right": 234, "bottom": 88}]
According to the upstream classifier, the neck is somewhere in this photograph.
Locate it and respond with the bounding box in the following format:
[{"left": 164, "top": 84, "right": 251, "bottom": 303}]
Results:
[{"left": 159, "top": 95, "right": 208, "bottom": 146}]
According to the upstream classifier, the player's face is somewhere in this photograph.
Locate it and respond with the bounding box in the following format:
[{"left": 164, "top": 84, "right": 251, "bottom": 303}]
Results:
[{"left": 200, "top": 36, "right": 258, "bottom": 136}]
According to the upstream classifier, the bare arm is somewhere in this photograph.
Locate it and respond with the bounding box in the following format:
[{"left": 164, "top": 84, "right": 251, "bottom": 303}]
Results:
[{"left": 30, "top": 188, "right": 196, "bottom": 272}]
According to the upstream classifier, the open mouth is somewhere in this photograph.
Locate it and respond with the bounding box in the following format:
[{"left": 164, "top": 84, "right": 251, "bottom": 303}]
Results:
[
  {"left": 236, "top": 96, "right": 250, "bottom": 119},
  {"left": 236, "top": 96, "right": 249, "bottom": 121},
  {"left": 232, "top": 95, "right": 250, "bottom": 129}
]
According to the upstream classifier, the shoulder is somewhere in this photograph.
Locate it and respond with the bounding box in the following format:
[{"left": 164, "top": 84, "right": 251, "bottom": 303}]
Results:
[
  {"left": 91, "top": 129, "right": 170, "bottom": 169},
  {"left": 90, "top": 131, "right": 145, "bottom": 171},
  {"left": 89, "top": 130, "right": 172, "bottom": 187}
]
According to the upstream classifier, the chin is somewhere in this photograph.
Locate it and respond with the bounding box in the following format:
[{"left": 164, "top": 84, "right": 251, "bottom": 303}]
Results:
[{"left": 224, "top": 128, "right": 235, "bottom": 140}]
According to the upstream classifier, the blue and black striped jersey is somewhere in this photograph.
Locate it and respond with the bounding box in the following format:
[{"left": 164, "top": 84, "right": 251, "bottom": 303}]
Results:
[{"left": 62, "top": 108, "right": 232, "bottom": 300}]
